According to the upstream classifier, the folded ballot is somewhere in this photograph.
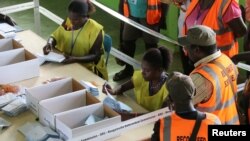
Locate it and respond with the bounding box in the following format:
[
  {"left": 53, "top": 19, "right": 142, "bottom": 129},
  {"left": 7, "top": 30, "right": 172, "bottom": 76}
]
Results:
[
  {"left": 18, "top": 122, "right": 60, "bottom": 141},
  {"left": 36, "top": 52, "right": 65, "bottom": 65},
  {"left": 80, "top": 80, "right": 99, "bottom": 96},
  {"left": 2, "top": 96, "right": 27, "bottom": 116},
  {"left": 84, "top": 114, "right": 108, "bottom": 125},
  {"left": 0, "top": 93, "right": 17, "bottom": 108},
  {"left": 103, "top": 87, "right": 132, "bottom": 112}
]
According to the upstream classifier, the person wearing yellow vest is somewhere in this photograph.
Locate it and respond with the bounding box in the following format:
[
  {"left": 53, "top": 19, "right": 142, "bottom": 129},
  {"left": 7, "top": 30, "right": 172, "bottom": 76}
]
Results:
[
  {"left": 43, "top": 0, "right": 108, "bottom": 80},
  {"left": 150, "top": 72, "right": 221, "bottom": 141},
  {"left": 103, "top": 46, "right": 172, "bottom": 120},
  {"left": 179, "top": 25, "right": 240, "bottom": 125},
  {"left": 113, "top": 0, "right": 169, "bottom": 81},
  {"left": 180, "top": 0, "right": 246, "bottom": 75}
]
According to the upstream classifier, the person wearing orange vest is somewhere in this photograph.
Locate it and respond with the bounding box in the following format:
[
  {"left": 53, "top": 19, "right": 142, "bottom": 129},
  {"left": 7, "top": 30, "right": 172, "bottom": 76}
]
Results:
[
  {"left": 180, "top": 0, "right": 246, "bottom": 75},
  {"left": 113, "top": 0, "right": 168, "bottom": 81},
  {"left": 150, "top": 72, "right": 221, "bottom": 141},
  {"left": 179, "top": 25, "right": 240, "bottom": 125}
]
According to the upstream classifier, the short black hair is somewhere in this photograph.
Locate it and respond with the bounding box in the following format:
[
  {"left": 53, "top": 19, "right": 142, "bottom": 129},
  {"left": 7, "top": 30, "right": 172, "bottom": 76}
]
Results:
[
  {"left": 190, "top": 44, "right": 217, "bottom": 55},
  {"left": 142, "top": 46, "right": 172, "bottom": 71},
  {"left": 68, "top": 1, "right": 88, "bottom": 16}
]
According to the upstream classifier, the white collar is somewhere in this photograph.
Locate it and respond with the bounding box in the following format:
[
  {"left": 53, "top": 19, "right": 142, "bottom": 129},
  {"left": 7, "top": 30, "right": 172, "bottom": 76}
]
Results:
[{"left": 194, "top": 50, "right": 221, "bottom": 67}]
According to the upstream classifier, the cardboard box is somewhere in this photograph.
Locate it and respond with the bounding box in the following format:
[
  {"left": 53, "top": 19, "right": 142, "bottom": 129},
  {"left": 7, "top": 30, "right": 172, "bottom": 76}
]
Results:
[
  {"left": 55, "top": 103, "right": 121, "bottom": 140},
  {"left": 39, "top": 90, "right": 100, "bottom": 130},
  {"left": 0, "top": 38, "right": 22, "bottom": 52},
  {"left": 26, "top": 78, "right": 85, "bottom": 116},
  {"left": 0, "top": 48, "right": 39, "bottom": 84}
]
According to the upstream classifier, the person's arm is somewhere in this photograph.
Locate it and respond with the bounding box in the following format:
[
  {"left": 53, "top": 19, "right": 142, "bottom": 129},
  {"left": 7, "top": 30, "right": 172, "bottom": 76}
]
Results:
[
  {"left": 63, "top": 30, "right": 103, "bottom": 63},
  {"left": 114, "top": 79, "right": 134, "bottom": 95},
  {"left": 246, "top": 0, "right": 250, "bottom": 23},
  {"left": 224, "top": 1, "right": 247, "bottom": 38},
  {"left": 102, "top": 79, "right": 134, "bottom": 95},
  {"left": 43, "top": 37, "right": 57, "bottom": 55},
  {"left": 190, "top": 73, "right": 213, "bottom": 105},
  {"left": 231, "top": 51, "right": 250, "bottom": 64},
  {"left": 116, "top": 111, "right": 145, "bottom": 121},
  {"left": 150, "top": 120, "right": 161, "bottom": 141},
  {"left": 227, "top": 17, "right": 247, "bottom": 38}
]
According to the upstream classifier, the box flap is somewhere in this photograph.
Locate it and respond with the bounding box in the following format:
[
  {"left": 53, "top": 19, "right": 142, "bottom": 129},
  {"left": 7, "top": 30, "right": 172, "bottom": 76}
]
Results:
[
  {"left": 0, "top": 48, "right": 25, "bottom": 66},
  {"left": 26, "top": 78, "right": 74, "bottom": 101},
  {"left": 0, "top": 38, "right": 13, "bottom": 51},
  {"left": 39, "top": 90, "right": 87, "bottom": 114}
]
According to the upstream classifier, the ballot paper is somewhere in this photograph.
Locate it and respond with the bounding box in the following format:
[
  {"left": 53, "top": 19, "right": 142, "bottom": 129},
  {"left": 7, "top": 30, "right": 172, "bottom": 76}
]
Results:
[
  {"left": 0, "top": 93, "right": 17, "bottom": 108},
  {"left": 2, "top": 96, "right": 27, "bottom": 116},
  {"left": 84, "top": 114, "right": 108, "bottom": 125},
  {"left": 36, "top": 52, "right": 65, "bottom": 65},
  {"left": 0, "top": 23, "right": 16, "bottom": 33},
  {"left": 18, "top": 122, "right": 59, "bottom": 141},
  {"left": 103, "top": 86, "right": 132, "bottom": 112},
  {"left": 0, "top": 23, "right": 17, "bottom": 39},
  {"left": 80, "top": 80, "right": 99, "bottom": 96}
]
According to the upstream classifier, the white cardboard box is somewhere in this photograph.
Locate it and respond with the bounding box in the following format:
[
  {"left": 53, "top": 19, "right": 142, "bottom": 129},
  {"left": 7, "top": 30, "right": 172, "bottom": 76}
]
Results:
[
  {"left": 26, "top": 78, "right": 85, "bottom": 116},
  {"left": 55, "top": 103, "right": 121, "bottom": 140},
  {"left": 0, "top": 38, "right": 22, "bottom": 52},
  {"left": 39, "top": 90, "right": 100, "bottom": 130},
  {"left": 0, "top": 48, "right": 39, "bottom": 84}
]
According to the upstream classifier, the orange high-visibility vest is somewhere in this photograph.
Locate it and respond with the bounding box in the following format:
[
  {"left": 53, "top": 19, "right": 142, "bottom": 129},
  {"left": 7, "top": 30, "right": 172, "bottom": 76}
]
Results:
[
  {"left": 184, "top": 0, "right": 238, "bottom": 58},
  {"left": 191, "top": 54, "right": 239, "bottom": 125},
  {"left": 159, "top": 112, "right": 220, "bottom": 141},
  {"left": 123, "top": 0, "right": 162, "bottom": 25}
]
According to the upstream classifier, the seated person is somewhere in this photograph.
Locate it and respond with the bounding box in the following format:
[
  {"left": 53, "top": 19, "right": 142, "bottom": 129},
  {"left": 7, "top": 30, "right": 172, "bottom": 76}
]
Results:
[
  {"left": 150, "top": 72, "right": 221, "bottom": 141},
  {"left": 43, "top": 0, "right": 108, "bottom": 80},
  {"left": 103, "top": 46, "right": 172, "bottom": 120}
]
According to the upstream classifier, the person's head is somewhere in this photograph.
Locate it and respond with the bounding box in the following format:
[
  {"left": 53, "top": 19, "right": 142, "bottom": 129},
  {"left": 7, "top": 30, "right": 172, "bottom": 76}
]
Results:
[
  {"left": 178, "top": 25, "right": 217, "bottom": 63},
  {"left": 141, "top": 46, "right": 172, "bottom": 81},
  {"left": 166, "top": 72, "right": 195, "bottom": 109},
  {"left": 68, "top": 0, "right": 95, "bottom": 28}
]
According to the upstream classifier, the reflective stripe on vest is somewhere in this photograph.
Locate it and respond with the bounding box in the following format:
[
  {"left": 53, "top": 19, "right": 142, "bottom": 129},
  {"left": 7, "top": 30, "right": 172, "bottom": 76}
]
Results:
[
  {"left": 146, "top": 0, "right": 161, "bottom": 25},
  {"left": 123, "top": 0, "right": 161, "bottom": 25},
  {"left": 184, "top": 0, "right": 238, "bottom": 57},
  {"left": 160, "top": 117, "right": 171, "bottom": 141},
  {"left": 193, "top": 54, "right": 239, "bottom": 124},
  {"left": 123, "top": 0, "right": 129, "bottom": 17}
]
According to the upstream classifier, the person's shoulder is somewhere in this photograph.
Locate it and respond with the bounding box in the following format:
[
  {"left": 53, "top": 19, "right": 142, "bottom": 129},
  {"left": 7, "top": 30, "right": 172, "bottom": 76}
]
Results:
[{"left": 88, "top": 19, "right": 103, "bottom": 27}]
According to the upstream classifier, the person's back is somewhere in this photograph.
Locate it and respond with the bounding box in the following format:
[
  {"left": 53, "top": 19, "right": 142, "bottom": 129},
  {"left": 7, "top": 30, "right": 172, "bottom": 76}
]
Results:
[{"left": 151, "top": 72, "right": 221, "bottom": 141}]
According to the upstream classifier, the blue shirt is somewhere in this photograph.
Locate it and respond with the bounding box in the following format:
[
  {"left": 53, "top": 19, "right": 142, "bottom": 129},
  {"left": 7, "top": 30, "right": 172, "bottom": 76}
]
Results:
[{"left": 128, "top": 0, "right": 147, "bottom": 18}]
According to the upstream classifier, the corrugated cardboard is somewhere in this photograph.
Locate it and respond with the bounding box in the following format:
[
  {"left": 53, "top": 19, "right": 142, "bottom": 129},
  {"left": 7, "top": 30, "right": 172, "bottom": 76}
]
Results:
[
  {"left": 0, "top": 48, "right": 39, "bottom": 84},
  {"left": 26, "top": 78, "right": 85, "bottom": 116},
  {"left": 0, "top": 38, "right": 22, "bottom": 52},
  {"left": 55, "top": 103, "right": 121, "bottom": 140},
  {"left": 39, "top": 90, "right": 100, "bottom": 130}
]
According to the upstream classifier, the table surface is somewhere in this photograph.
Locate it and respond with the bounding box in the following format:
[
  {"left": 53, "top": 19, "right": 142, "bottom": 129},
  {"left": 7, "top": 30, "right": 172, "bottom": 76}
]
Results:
[{"left": 0, "top": 30, "right": 154, "bottom": 141}]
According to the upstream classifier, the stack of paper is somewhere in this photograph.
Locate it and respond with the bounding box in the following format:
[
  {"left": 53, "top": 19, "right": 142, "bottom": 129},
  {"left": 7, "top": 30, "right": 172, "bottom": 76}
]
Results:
[
  {"left": 2, "top": 97, "right": 27, "bottom": 116},
  {"left": 80, "top": 80, "right": 99, "bottom": 96},
  {"left": 0, "top": 93, "right": 17, "bottom": 108},
  {"left": 84, "top": 114, "right": 108, "bottom": 125},
  {"left": 103, "top": 87, "right": 132, "bottom": 112},
  {"left": 36, "top": 52, "right": 65, "bottom": 65},
  {"left": 0, "top": 23, "right": 16, "bottom": 38},
  {"left": 18, "top": 122, "right": 60, "bottom": 141}
]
